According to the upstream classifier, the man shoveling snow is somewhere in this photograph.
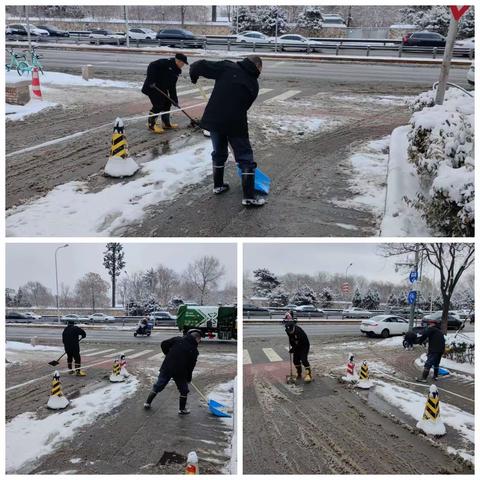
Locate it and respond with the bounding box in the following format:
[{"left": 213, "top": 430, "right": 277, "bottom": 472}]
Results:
[{"left": 415, "top": 321, "right": 446, "bottom": 383}]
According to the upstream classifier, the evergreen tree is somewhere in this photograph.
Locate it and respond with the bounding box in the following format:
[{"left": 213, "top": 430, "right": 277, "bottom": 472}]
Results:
[
  {"left": 253, "top": 268, "right": 280, "bottom": 297},
  {"left": 319, "top": 287, "right": 334, "bottom": 308},
  {"left": 257, "top": 6, "right": 288, "bottom": 36},
  {"left": 291, "top": 285, "right": 317, "bottom": 306},
  {"left": 387, "top": 292, "right": 398, "bottom": 306},
  {"left": 103, "top": 243, "right": 126, "bottom": 308},
  {"left": 362, "top": 289, "right": 380, "bottom": 310},
  {"left": 351, "top": 288, "right": 362, "bottom": 307},
  {"left": 297, "top": 6, "right": 324, "bottom": 31},
  {"left": 268, "top": 287, "right": 290, "bottom": 307},
  {"left": 233, "top": 6, "right": 257, "bottom": 33}
]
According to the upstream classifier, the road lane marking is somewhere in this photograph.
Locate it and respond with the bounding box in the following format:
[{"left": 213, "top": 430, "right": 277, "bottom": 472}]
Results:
[
  {"left": 265, "top": 89, "right": 302, "bottom": 102},
  {"left": 258, "top": 88, "right": 274, "bottom": 96},
  {"left": 262, "top": 348, "right": 283, "bottom": 362},
  {"left": 148, "top": 352, "right": 164, "bottom": 361},
  {"left": 243, "top": 349, "right": 252, "bottom": 365},
  {"left": 80, "top": 348, "right": 101, "bottom": 354},
  {"left": 178, "top": 85, "right": 213, "bottom": 97},
  {"left": 83, "top": 348, "right": 116, "bottom": 356},
  {"left": 128, "top": 349, "right": 154, "bottom": 359},
  {"left": 103, "top": 349, "right": 136, "bottom": 358}
]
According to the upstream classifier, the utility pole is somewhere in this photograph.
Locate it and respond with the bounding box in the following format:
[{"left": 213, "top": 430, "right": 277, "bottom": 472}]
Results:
[
  {"left": 124, "top": 5, "right": 129, "bottom": 48},
  {"left": 435, "top": 12, "right": 459, "bottom": 105},
  {"left": 55, "top": 244, "right": 69, "bottom": 323},
  {"left": 274, "top": 12, "right": 279, "bottom": 53},
  {"left": 408, "top": 244, "right": 420, "bottom": 330}
]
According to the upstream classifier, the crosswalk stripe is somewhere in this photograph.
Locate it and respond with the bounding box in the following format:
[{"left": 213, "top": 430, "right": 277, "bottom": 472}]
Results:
[
  {"left": 265, "top": 89, "right": 301, "bottom": 102},
  {"left": 178, "top": 85, "right": 213, "bottom": 97},
  {"left": 262, "top": 347, "right": 283, "bottom": 362},
  {"left": 258, "top": 88, "right": 274, "bottom": 96},
  {"left": 128, "top": 349, "right": 154, "bottom": 359},
  {"left": 103, "top": 349, "right": 136, "bottom": 358},
  {"left": 148, "top": 352, "right": 164, "bottom": 361},
  {"left": 83, "top": 348, "right": 116, "bottom": 356},
  {"left": 80, "top": 348, "right": 100, "bottom": 354},
  {"left": 243, "top": 349, "right": 252, "bottom": 365}
]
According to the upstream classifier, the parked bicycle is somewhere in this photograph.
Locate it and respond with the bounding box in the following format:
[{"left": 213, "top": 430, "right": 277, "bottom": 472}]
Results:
[
  {"left": 5, "top": 48, "right": 30, "bottom": 76},
  {"left": 24, "top": 45, "right": 44, "bottom": 74}
]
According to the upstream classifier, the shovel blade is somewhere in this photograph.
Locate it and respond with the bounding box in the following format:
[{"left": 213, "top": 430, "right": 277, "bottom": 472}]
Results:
[
  {"left": 208, "top": 399, "right": 231, "bottom": 418},
  {"left": 237, "top": 166, "right": 271, "bottom": 195},
  {"left": 48, "top": 360, "right": 60, "bottom": 366}
]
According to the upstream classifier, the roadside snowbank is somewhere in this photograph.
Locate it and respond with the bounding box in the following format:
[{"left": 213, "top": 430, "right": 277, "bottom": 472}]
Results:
[
  {"left": 6, "top": 99, "right": 58, "bottom": 121},
  {"left": 6, "top": 141, "right": 212, "bottom": 236},
  {"left": 6, "top": 377, "right": 139, "bottom": 473},
  {"left": 6, "top": 341, "right": 62, "bottom": 352}
]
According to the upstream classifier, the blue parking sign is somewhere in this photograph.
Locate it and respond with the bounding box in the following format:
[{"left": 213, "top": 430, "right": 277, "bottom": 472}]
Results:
[
  {"left": 408, "top": 290, "right": 417, "bottom": 305},
  {"left": 409, "top": 270, "right": 418, "bottom": 284}
]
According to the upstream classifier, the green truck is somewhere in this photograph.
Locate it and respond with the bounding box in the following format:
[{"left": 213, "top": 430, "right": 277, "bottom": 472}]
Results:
[{"left": 176, "top": 305, "right": 237, "bottom": 340}]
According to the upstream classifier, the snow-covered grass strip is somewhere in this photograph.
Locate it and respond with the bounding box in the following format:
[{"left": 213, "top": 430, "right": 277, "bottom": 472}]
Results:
[
  {"left": 374, "top": 380, "right": 474, "bottom": 450},
  {"left": 6, "top": 141, "right": 213, "bottom": 236},
  {"left": 6, "top": 377, "right": 139, "bottom": 473},
  {"left": 6, "top": 99, "right": 58, "bottom": 121}
]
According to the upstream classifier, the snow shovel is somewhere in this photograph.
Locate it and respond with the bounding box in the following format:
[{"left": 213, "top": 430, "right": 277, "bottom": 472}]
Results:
[
  {"left": 286, "top": 351, "right": 296, "bottom": 385},
  {"left": 190, "top": 380, "right": 232, "bottom": 418},
  {"left": 48, "top": 339, "right": 82, "bottom": 367},
  {"left": 150, "top": 84, "right": 200, "bottom": 129}
]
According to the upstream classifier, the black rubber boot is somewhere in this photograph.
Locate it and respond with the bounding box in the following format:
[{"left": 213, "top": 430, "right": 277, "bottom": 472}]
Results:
[
  {"left": 213, "top": 165, "right": 229, "bottom": 194},
  {"left": 433, "top": 367, "right": 439, "bottom": 380},
  {"left": 144, "top": 391, "right": 157, "bottom": 409},
  {"left": 241, "top": 169, "right": 265, "bottom": 207},
  {"left": 295, "top": 365, "right": 302, "bottom": 380},
  {"left": 179, "top": 395, "right": 190, "bottom": 415},
  {"left": 416, "top": 369, "right": 429, "bottom": 383}
]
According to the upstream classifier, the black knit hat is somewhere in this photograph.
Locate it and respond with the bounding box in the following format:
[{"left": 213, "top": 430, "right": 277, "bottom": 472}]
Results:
[{"left": 175, "top": 53, "right": 188, "bottom": 64}]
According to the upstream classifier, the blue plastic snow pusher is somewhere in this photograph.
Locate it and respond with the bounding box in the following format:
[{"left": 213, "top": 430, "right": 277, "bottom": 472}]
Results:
[
  {"left": 438, "top": 367, "right": 450, "bottom": 376},
  {"left": 236, "top": 166, "right": 271, "bottom": 195},
  {"left": 190, "top": 381, "right": 232, "bottom": 418}
]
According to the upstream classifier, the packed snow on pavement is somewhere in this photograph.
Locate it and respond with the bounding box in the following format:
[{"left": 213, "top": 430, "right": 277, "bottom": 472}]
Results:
[
  {"left": 6, "top": 341, "right": 62, "bottom": 352},
  {"left": 6, "top": 99, "right": 58, "bottom": 121},
  {"left": 5, "top": 377, "right": 139, "bottom": 473},
  {"left": 6, "top": 141, "right": 213, "bottom": 236}
]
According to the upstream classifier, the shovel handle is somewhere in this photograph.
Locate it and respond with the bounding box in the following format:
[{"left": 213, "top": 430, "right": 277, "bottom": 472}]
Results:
[
  {"left": 150, "top": 84, "right": 200, "bottom": 126},
  {"left": 190, "top": 380, "right": 208, "bottom": 403}
]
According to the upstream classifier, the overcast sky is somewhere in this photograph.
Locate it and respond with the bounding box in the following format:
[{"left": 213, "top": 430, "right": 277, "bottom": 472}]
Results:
[
  {"left": 244, "top": 243, "right": 439, "bottom": 283},
  {"left": 6, "top": 243, "right": 236, "bottom": 291}
]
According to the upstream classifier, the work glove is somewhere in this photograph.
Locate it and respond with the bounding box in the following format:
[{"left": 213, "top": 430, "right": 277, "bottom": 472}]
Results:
[{"left": 190, "top": 74, "right": 199, "bottom": 84}]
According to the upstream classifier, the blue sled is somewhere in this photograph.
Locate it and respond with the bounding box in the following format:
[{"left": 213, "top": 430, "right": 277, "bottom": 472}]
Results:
[
  {"left": 237, "top": 167, "right": 271, "bottom": 195},
  {"left": 438, "top": 367, "right": 450, "bottom": 376},
  {"left": 208, "top": 399, "right": 231, "bottom": 418}
]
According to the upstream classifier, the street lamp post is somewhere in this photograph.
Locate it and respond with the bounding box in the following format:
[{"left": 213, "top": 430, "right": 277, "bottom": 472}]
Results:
[
  {"left": 344, "top": 262, "right": 353, "bottom": 300},
  {"left": 55, "top": 244, "right": 69, "bottom": 323}
]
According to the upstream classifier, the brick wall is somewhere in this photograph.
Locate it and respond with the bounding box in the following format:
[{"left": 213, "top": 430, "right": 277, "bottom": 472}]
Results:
[{"left": 6, "top": 81, "right": 31, "bottom": 105}]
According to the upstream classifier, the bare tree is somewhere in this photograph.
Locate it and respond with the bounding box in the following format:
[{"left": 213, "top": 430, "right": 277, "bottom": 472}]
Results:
[
  {"left": 186, "top": 256, "right": 225, "bottom": 305},
  {"left": 382, "top": 243, "right": 474, "bottom": 332},
  {"left": 21, "top": 281, "right": 53, "bottom": 307},
  {"left": 155, "top": 265, "right": 180, "bottom": 305},
  {"left": 75, "top": 272, "right": 110, "bottom": 311},
  {"left": 60, "top": 283, "right": 74, "bottom": 308}
]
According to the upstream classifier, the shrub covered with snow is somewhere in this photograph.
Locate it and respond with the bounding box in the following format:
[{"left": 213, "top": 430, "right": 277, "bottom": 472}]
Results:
[{"left": 405, "top": 88, "right": 474, "bottom": 236}]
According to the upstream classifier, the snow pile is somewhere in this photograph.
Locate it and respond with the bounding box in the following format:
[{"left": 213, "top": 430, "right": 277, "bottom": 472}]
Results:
[
  {"left": 5, "top": 70, "right": 139, "bottom": 89},
  {"left": 406, "top": 88, "right": 474, "bottom": 236},
  {"left": 6, "top": 377, "right": 139, "bottom": 473},
  {"left": 6, "top": 141, "right": 212, "bottom": 236},
  {"left": 6, "top": 99, "right": 58, "bottom": 121},
  {"left": 6, "top": 341, "right": 62, "bottom": 352},
  {"left": 104, "top": 155, "right": 140, "bottom": 178}
]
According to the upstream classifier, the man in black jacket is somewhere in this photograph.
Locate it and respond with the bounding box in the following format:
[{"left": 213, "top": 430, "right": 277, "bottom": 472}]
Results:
[
  {"left": 416, "top": 321, "right": 446, "bottom": 382},
  {"left": 141, "top": 53, "right": 188, "bottom": 133},
  {"left": 144, "top": 330, "right": 201, "bottom": 414},
  {"left": 285, "top": 321, "right": 312, "bottom": 382},
  {"left": 189, "top": 56, "right": 265, "bottom": 207},
  {"left": 62, "top": 320, "right": 87, "bottom": 376}
]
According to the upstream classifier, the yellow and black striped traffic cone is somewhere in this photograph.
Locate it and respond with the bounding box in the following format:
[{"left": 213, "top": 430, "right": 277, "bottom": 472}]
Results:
[
  {"left": 359, "top": 361, "right": 369, "bottom": 380},
  {"left": 109, "top": 358, "right": 125, "bottom": 383},
  {"left": 104, "top": 118, "right": 139, "bottom": 178},
  {"left": 47, "top": 371, "right": 69, "bottom": 409},
  {"left": 356, "top": 361, "right": 373, "bottom": 389},
  {"left": 416, "top": 384, "right": 446, "bottom": 435}
]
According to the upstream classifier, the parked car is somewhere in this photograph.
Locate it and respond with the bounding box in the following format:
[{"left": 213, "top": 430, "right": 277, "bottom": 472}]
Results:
[
  {"left": 402, "top": 31, "right": 446, "bottom": 47},
  {"left": 156, "top": 28, "right": 204, "bottom": 47},
  {"left": 128, "top": 27, "right": 157, "bottom": 40},
  {"left": 342, "top": 307, "right": 372, "bottom": 319},
  {"left": 6, "top": 311, "right": 32, "bottom": 322},
  {"left": 236, "top": 31, "right": 272, "bottom": 45},
  {"left": 88, "top": 313, "right": 115, "bottom": 323},
  {"left": 243, "top": 303, "right": 270, "bottom": 316},
  {"left": 385, "top": 306, "right": 424, "bottom": 318},
  {"left": 295, "top": 305, "right": 324, "bottom": 317},
  {"left": 36, "top": 25, "right": 70, "bottom": 37},
  {"left": 7, "top": 24, "right": 50, "bottom": 37},
  {"left": 24, "top": 311, "right": 42, "bottom": 320},
  {"left": 89, "top": 29, "right": 126, "bottom": 45},
  {"left": 361, "top": 315, "right": 409, "bottom": 338},
  {"left": 467, "top": 62, "right": 474, "bottom": 85},
  {"left": 455, "top": 37, "right": 474, "bottom": 56},
  {"left": 149, "top": 311, "right": 176, "bottom": 325},
  {"left": 421, "top": 311, "right": 463, "bottom": 330},
  {"left": 61, "top": 313, "right": 89, "bottom": 323},
  {"left": 274, "top": 34, "right": 322, "bottom": 52}
]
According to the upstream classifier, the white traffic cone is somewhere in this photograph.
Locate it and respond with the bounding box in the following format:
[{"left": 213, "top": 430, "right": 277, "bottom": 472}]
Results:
[
  {"left": 31, "top": 67, "right": 43, "bottom": 99},
  {"left": 416, "top": 384, "right": 446, "bottom": 436},
  {"left": 119, "top": 354, "right": 129, "bottom": 378},
  {"left": 355, "top": 361, "right": 373, "bottom": 389},
  {"left": 104, "top": 118, "right": 139, "bottom": 177},
  {"left": 109, "top": 358, "right": 125, "bottom": 383},
  {"left": 47, "top": 371, "right": 69, "bottom": 410}
]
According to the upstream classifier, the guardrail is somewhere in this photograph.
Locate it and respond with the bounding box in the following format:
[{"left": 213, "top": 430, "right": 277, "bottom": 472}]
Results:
[{"left": 5, "top": 33, "right": 474, "bottom": 60}]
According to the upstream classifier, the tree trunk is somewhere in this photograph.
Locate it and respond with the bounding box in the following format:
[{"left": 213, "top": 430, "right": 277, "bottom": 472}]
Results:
[
  {"left": 441, "top": 294, "right": 450, "bottom": 334},
  {"left": 112, "top": 275, "right": 116, "bottom": 308}
]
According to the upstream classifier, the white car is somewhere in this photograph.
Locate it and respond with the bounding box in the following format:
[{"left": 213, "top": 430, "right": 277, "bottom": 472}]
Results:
[
  {"left": 128, "top": 27, "right": 157, "bottom": 40},
  {"left": 274, "top": 34, "right": 322, "bottom": 52},
  {"left": 7, "top": 23, "right": 50, "bottom": 37},
  {"left": 89, "top": 29, "right": 126, "bottom": 45},
  {"left": 467, "top": 63, "right": 474, "bottom": 85},
  {"left": 88, "top": 313, "right": 116, "bottom": 323},
  {"left": 236, "top": 31, "right": 272, "bottom": 45},
  {"left": 342, "top": 307, "right": 372, "bottom": 319},
  {"left": 360, "top": 315, "right": 409, "bottom": 338},
  {"left": 455, "top": 37, "right": 474, "bottom": 55},
  {"left": 61, "top": 314, "right": 89, "bottom": 323},
  {"left": 24, "top": 311, "right": 42, "bottom": 320}
]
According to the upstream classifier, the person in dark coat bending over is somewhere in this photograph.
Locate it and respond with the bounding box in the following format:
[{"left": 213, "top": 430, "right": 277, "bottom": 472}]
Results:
[
  {"left": 285, "top": 321, "right": 312, "bottom": 382},
  {"left": 141, "top": 53, "right": 188, "bottom": 133},
  {"left": 62, "top": 320, "right": 87, "bottom": 376},
  {"left": 189, "top": 55, "right": 265, "bottom": 207},
  {"left": 416, "top": 320, "right": 446, "bottom": 382},
  {"left": 144, "top": 330, "right": 201, "bottom": 414}
]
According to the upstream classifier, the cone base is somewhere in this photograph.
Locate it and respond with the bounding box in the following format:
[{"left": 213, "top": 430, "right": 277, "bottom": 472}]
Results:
[
  {"left": 110, "top": 374, "right": 125, "bottom": 383},
  {"left": 355, "top": 379, "right": 373, "bottom": 389},
  {"left": 341, "top": 374, "right": 358, "bottom": 383},
  {"left": 416, "top": 418, "right": 446, "bottom": 436},
  {"left": 47, "top": 395, "right": 69, "bottom": 410},
  {"left": 104, "top": 156, "right": 139, "bottom": 178},
  {"left": 120, "top": 367, "right": 129, "bottom": 378}
]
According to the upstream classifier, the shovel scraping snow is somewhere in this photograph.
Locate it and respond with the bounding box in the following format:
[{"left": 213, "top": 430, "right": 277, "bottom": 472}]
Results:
[{"left": 190, "top": 381, "right": 232, "bottom": 418}]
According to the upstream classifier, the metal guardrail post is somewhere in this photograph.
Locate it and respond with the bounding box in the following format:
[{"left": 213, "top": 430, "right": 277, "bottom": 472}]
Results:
[
  {"left": 307, "top": 43, "right": 311, "bottom": 54},
  {"left": 398, "top": 43, "right": 402, "bottom": 57},
  {"left": 203, "top": 39, "right": 207, "bottom": 51},
  {"left": 432, "top": 47, "right": 437, "bottom": 59},
  {"left": 366, "top": 45, "right": 370, "bottom": 57},
  {"left": 227, "top": 39, "right": 231, "bottom": 51},
  {"left": 253, "top": 42, "right": 256, "bottom": 52},
  {"left": 335, "top": 44, "right": 339, "bottom": 56},
  {"left": 469, "top": 48, "right": 473, "bottom": 60}
]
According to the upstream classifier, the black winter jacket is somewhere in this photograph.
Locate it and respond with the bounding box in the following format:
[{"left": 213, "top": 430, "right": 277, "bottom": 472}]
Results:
[
  {"left": 189, "top": 58, "right": 259, "bottom": 136},
  {"left": 159, "top": 335, "right": 199, "bottom": 382},
  {"left": 142, "top": 58, "right": 181, "bottom": 103},
  {"left": 286, "top": 325, "right": 310, "bottom": 352},
  {"left": 418, "top": 326, "right": 446, "bottom": 354},
  {"left": 62, "top": 325, "right": 86, "bottom": 350}
]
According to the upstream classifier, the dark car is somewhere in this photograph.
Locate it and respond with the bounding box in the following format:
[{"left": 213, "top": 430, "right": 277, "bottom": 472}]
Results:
[
  {"left": 243, "top": 303, "right": 270, "bottom": 317},
  {"left": 156, "top": 28, "right": 204, "bottom": 48},
  {"left": 402, "top": 31, "right": 446, "bottom": 47},
  {"left": 421, "top": 311, "right": 463, "bottom": 330},
  {"left": 36, "top": 25, "right": 70, "bottom": 37},
  {"left": 6, "top": 311, "right": 32, "bottom": 323}
]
